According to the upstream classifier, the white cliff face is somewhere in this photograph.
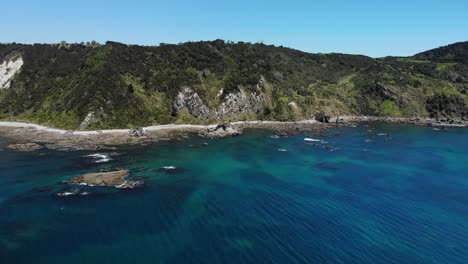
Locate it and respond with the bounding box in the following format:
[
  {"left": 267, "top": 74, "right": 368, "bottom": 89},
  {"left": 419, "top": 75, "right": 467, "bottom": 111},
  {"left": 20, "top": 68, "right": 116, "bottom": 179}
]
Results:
[
  {"left": 79, "top": 107, "right": 106, "bottom": 130},
  {"left": 216, "top": 89, "right": 266, "bottom": 118},
  {"left": 0, "top": 54, "right": 23, "bottom": 89},
  {"left": 173, "top": 87, "right": 211, "bottom": 119},
  {"left": 173, "top": 82, "right": 266, "bottom": 120}
]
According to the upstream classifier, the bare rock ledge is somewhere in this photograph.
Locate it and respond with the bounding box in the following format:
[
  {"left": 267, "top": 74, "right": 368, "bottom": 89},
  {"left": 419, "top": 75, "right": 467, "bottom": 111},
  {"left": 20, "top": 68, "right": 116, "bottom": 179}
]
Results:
[
  {"left": 7, "top": 143, "right": 43, "bottom": 151},
  {"left": 69, "top": 170, "right": 143, "bottom": 189}
]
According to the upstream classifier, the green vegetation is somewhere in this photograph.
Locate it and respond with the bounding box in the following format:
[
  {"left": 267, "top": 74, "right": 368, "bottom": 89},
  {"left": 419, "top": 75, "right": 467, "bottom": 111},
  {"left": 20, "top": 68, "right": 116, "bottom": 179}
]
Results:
[
  {"left": 378, "top": 100, "right": 402, "bottom": 117},
  {"left": 0, "top": 40, "right": 467, "bottom": 129}
]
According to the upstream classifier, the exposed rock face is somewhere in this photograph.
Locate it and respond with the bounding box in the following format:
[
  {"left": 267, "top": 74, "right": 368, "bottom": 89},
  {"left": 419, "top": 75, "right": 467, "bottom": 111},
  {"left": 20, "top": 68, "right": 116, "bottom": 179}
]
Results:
[
  {"left": 426, "top": 94, "right": 468, "bottom": 120},
  {"left": 79, "top": 108, "right": 106, "bottom": 130},
  {"left": 129, "top": 127, "right": 144, "bottom": 137},
  {"left": 364, "top": 83, "right": 402, "bottom": 103},
  {"left": 173, "top": 86, "right": 266, "bottom": 120},
  {"left": 173, "top": 86, "right": 211, "bottom": 119},
  {"left": 315, "top": 112, "right": 330, "bottom": 123},
  {"left": 0, "top": 53, "right": 23, "bottom": 89},
  {"left": 207, "top": 123, "right": 240, "bottom": 137},
  {"left": 216, "top": 89, "right": 266, "bottom": 118},
  {"left": 69, "top": 170, "right": 143, "bottom": 188},
  {"left": 7, "top": 143, "right": 43, "bottom": 151}
]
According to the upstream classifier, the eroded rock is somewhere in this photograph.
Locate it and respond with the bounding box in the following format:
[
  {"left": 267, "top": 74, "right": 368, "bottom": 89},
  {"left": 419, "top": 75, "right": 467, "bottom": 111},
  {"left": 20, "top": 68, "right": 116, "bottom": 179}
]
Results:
[
  {"left": 7, "top": 143, "right": 43, "bottom": 151},
  {"left": 69, "top": 170, "right": 143, "bottom": 189},
  {"left": 129, "top": 127, "right": 144, "bottom": 137},
  {"left": 314, "top": 112, "right": 330, "bottom": 123},
  {"left": 207, "top": 123, "right": 240, "bottom": 137},
  {"left": 216, "top": 90, "right": 266, "bottom": 118},
  {"left": 0, "top": 53, "right": 23, "bottom": 90},
  {"left": 173, "top": 86, "right": 211, "bottom": 119}
]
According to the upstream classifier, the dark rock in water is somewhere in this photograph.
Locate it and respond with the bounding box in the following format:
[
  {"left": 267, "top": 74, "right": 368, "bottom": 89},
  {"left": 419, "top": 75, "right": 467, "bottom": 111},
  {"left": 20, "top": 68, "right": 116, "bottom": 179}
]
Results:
[
  {"left": 190, "top": 142, "right": 209, "bottom": 148},
  {"left": 274, "top": 130, "right": 288, "bottom": 138},
  {"left": 69, "top": 170, "right": 143, "bottom": 189},
  {"left": 7, "top": 143, "right": 43, "bottom": 151},
  {"left": 314, "top": 112, "right": 330, "bottom": 123},
  {"left": 333, "top": 117, "right": 345, "bottom": 124}
]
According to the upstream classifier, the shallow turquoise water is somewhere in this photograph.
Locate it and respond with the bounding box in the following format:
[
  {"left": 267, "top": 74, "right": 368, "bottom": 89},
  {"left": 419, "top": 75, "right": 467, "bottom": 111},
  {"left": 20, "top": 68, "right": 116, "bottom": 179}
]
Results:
[{"left": 0, "top": 124, "right": 467, "bottom": 263}]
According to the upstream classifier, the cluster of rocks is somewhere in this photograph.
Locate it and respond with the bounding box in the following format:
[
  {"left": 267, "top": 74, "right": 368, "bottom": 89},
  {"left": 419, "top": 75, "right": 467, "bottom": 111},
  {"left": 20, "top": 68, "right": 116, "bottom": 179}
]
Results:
[
  {"left": 129, "top": 127, "right": 144, "bottom": 137},
  {"left": 7, "top": 143, "right": 43, "bottom": 151},
  {"left": 206, "top": 123, "right": 240, "bottom": 137},
  {"left": 68, "top": 169, "right": 143, "bottom": 189},
  {"left": 274, "top": 130, "right": 288, "bottom": 138}
]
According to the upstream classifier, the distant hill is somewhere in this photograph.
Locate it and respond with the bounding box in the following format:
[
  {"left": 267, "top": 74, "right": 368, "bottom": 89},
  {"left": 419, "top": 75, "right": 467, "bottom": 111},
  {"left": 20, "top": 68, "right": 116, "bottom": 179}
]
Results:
[
  {"left": 0, "top": 40, "right": 467, "bottom": 129},
  {"left": 413, "top": 41, "right": 468, "bottom": 62}
]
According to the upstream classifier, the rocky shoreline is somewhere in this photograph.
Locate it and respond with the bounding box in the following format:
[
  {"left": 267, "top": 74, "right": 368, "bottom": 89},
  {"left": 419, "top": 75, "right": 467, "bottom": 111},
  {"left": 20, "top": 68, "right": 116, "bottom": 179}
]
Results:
[{"left": 1, "top": 117, "right": 467, "bottom": 151}]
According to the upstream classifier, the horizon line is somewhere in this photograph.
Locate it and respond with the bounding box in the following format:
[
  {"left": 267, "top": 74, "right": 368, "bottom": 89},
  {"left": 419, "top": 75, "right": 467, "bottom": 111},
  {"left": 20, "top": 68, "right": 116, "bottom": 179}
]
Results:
[{"left": 1, "top": 39, "right": 466, "bottom": 59}]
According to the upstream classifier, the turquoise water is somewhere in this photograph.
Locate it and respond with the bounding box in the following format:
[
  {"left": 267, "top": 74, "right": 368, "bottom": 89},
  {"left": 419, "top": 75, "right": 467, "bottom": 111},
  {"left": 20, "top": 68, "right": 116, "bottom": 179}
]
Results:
[{"left": 0, "top": 124, "right": 467, "bottom": 263}]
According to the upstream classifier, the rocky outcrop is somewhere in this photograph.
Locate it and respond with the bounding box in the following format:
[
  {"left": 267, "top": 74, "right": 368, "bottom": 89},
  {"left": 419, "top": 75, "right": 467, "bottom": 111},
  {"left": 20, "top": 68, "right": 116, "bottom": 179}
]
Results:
[
  {"left": 129, "top": 127, "right": 144, "bottom": 137},
  {"left": 79, "top": 107, "right": 106, "bottom": 130},
  {"left": 0, "top": 53, "right": 23, "bottom": 89},
  {"left": 315, "top": 112, "right": 330, "bottom": 123},
  {"left": 173, "top": 87, "right": 211, "bottom": 119},
  {"left": 7, "top": 143, "right": 43, "bottom": 151},
  {"left": 173, "top": 85, "right": 266, "bottom": 120},
  {"left": 69, "top": 169, "right": 143, "bottom": 188},
  {"left": 426, "top": 94, "right": 468, "bottom": 120},
  {"left": 207, "top": 123, "right": 240, "bottom": 137},
  {"left": 216, "top": 89, "right": 266, "bottom": 118}
]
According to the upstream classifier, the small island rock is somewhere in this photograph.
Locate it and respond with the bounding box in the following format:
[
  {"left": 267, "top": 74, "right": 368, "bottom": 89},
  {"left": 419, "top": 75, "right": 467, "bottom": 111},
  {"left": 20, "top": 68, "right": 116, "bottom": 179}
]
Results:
[{"left": 69, "top": 170, "right": 143, "bottom": 189}]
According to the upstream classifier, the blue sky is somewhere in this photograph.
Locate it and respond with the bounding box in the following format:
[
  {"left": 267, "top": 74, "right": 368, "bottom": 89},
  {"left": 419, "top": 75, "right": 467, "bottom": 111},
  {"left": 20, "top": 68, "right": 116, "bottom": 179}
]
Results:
[{"left": 2, "top": 0, "right": 467, "bottom": 57}]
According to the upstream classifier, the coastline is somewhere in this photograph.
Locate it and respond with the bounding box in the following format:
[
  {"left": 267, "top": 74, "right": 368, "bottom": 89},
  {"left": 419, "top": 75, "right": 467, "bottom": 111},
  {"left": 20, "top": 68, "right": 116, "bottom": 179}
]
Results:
[{"left": 1, "top": 116, "right": 467, "bottom": 151}]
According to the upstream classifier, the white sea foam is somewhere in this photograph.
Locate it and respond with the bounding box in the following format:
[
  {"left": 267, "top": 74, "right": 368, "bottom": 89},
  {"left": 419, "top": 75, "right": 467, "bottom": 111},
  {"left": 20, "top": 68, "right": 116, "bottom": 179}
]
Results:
[
  {"left": 162, "top": 166, "right": 176, "bottom": 170},
  {"left": 56, "top": 192, "right": 75, "bottom": 197},
  {"left": 304, "top": 138, "right": 327, "bottom": 144},
  {"left": 304, "top": 138, "right": 320, "bottom": 142},
  {"left": 85, "top": 153, "right": 111, "bottom": 163}
]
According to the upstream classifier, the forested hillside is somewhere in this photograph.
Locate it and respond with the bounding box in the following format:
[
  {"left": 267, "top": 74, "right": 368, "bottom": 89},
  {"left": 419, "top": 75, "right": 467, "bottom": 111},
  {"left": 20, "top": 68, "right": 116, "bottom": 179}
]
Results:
[{"left": 0, "top": 40, "right": 467, "bottom": 129}]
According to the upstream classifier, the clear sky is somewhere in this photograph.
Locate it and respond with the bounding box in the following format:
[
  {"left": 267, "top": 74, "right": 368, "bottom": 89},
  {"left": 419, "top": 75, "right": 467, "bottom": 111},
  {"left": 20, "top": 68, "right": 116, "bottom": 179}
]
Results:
[{"left": 2, "top": 0, "right": 467, "bottom": 57}]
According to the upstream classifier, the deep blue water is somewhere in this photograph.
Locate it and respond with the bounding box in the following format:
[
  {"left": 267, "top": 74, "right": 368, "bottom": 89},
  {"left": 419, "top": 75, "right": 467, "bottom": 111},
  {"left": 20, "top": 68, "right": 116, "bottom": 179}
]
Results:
[{"left": 0, "top": 124, "right": 467, "bottom": 263}]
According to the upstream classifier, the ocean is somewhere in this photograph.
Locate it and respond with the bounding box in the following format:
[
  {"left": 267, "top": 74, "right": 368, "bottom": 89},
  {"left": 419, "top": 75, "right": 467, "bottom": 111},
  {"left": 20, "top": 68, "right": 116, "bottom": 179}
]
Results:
[{"left": 0, "top": 123, "right": 467, "bottom": 263}]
